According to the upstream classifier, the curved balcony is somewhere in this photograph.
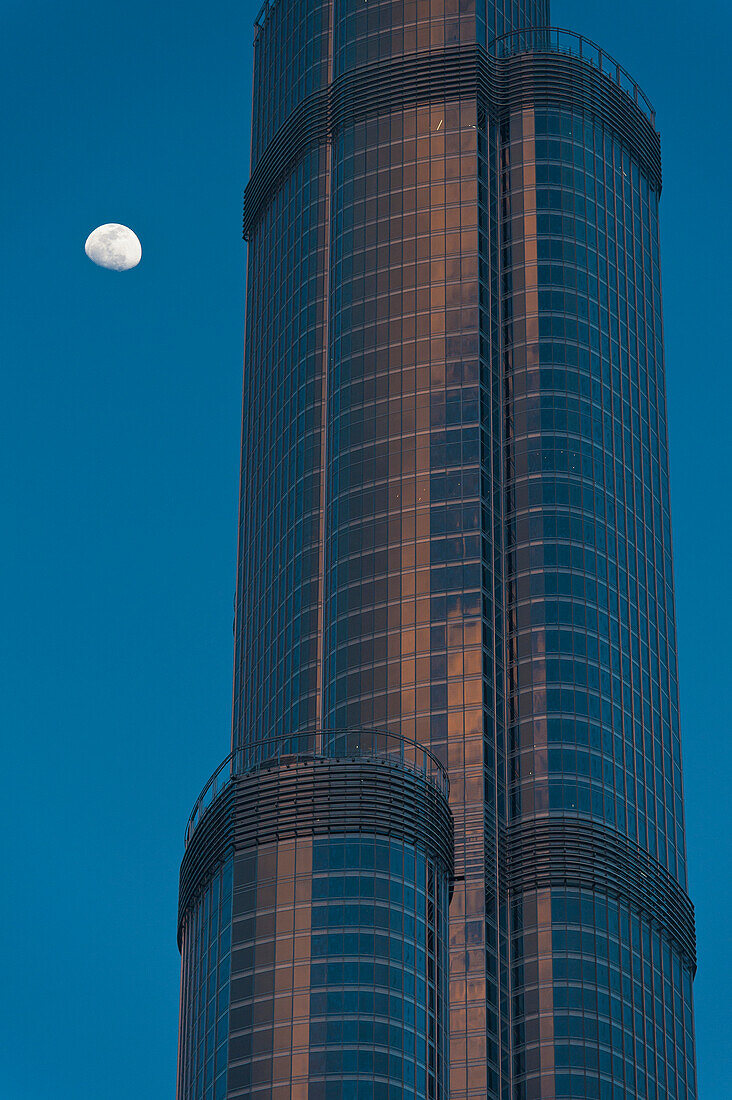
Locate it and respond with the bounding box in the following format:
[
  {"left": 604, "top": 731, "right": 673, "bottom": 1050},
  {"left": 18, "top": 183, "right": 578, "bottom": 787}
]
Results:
[
  {"left": 184, "top": 728, "right": 449, "bottom": 847},
  {"left": 488, "top": 26, "right": 655, "bottom": 124}
]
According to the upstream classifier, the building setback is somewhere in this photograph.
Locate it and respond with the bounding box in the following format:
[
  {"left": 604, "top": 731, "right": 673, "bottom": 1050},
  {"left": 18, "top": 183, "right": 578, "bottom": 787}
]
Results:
[{"left": 176, "top": 3, "right": 697, "bottom": 1099}]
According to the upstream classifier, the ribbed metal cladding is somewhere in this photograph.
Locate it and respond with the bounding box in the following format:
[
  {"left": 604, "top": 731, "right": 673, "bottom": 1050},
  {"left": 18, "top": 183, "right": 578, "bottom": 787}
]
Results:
[
  {"left": 242, "top": 42, "right": 661, "bottom": 238},
  {"left": 503, "top": 817, "right": 696, "bottom": 971},
  {"left": 178, "top": 751, "right": 454, "bottom": 943},
  {"left": 233, "top": 756, "right": 454, "bottom": 875}
]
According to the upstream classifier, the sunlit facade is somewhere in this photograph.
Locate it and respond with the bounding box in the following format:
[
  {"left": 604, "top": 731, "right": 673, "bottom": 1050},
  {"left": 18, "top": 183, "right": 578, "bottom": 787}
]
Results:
[{"left": 177, "top": 3, "right": 697, "bottom": 1099}]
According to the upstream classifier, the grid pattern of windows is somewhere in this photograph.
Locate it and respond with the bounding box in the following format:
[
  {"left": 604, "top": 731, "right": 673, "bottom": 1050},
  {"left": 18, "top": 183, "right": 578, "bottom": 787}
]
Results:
[
  {"left": 308, "top": 835, "right": 449, "bottom": 1099},
  {"left": 227, "top": 837, "right": 315, "bottom": 1099},
  {"left": 332, "top": 0, "right": 549, "bottom": 74},
  {"left": 325, "top": 101, "right": 481, "bottom": 755},
  {"left": 223, "top": 829, "right": 450, "bottom": 1100},
  {"left": 177, "top": 860, "right": 233, "bottom": 1100},
  {"left": 500, "top": 104, "right": 695, "bottom": 1099},
  {"left": 509, "top": 888, "right": 695, "bottom": 1100}
]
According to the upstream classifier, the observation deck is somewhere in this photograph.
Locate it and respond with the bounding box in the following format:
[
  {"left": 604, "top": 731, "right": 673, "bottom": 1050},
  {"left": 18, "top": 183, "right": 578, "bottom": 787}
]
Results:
[{"left": 184, "top": 728, "right": 449, "bottom": 848}]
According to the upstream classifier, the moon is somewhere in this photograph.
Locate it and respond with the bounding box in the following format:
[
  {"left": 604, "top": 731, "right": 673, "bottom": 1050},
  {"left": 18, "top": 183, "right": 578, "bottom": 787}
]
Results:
[{"left": 85, "top": 224, "right": 142, "bottom": 271}]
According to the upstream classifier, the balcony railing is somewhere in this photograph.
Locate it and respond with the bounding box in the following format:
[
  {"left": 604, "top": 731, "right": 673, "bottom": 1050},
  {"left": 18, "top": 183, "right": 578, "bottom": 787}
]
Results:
[
  {"left": 488, "top": 27, "right": 655, "bottom": 125},
  {"left": 184, "top": 728, "right": 449, "bottom": 846},
  {"left": 253, "top": 0, "right": 276, "bottom": 38}
]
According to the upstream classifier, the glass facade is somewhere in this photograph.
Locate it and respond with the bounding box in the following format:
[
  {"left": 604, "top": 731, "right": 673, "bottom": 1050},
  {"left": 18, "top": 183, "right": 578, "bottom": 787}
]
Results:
[
  {"left": 178, "top": 3, "right": 697, "bottom": 1099},
  {"left": 226, "top": 826, "right": 451, "bottom": 1100},
  {"left": 227, "top": 836, "right": 316, "bottom": 1098},
  {"left": 178, "top": 859, "right": 233, "bottom": 1100},
  {"left": 499, "top": 102, "right": 696, "bottom": 1099},
  {"left": 308, "top": 834, "right": 449, "bottom": 1099}
]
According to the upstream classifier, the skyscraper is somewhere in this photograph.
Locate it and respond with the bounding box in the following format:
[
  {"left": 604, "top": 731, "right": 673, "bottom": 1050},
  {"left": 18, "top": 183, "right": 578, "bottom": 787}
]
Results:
[{"left": 176, "top": 3, "right": 697, "bottom": 1098}]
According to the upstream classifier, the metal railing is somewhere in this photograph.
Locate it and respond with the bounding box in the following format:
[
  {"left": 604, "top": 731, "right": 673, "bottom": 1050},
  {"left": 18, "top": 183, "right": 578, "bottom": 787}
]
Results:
[
  {"left": 253, "top": 0, "right": 277, "bottom": 38},
  {"left": 488, "top": 27, "right": 655, "bottom": 125},
  {"left": 184, "top": 728, "right": 449, "bottom": 846}
]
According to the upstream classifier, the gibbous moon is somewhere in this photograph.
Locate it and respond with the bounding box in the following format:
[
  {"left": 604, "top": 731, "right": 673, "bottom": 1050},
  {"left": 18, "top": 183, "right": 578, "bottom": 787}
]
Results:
[{"left": 85, "top": 223, "right": 142, "bottom": 271}]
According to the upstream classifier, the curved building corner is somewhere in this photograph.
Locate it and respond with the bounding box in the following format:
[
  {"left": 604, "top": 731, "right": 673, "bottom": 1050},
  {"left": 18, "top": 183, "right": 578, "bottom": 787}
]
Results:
[{"left": 177, "top": 733, "right": 453, "bottom": 1100}]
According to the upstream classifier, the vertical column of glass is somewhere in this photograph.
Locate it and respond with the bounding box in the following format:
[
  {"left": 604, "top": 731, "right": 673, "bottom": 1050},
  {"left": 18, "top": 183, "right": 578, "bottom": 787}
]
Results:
[
  {"left": 324, "top": 7, "right": 546, "bottom": 1100},
  {"left": 325, "top": 6, "right": 487, "bottom": 1095},
  {"left": 232, "top": 0, "right": 332, "bottom": 754},
  {"left": 324, "top": 100, "right": 485, "bottom": 752},
  {"left": 177, "top": 860, "right": 234, "bottom": 1100},
  {"left": 307, "top": 834, "right": 450, "bottom": 1100},
  {"left": 480, "top": 110, "right": 511, "bottom": 1100},
  {"left": 227, "top": 837, "right": 314, "bottom": 1100},
  {"left": 500, "top": 102, "right": 696, "bottom": 1100}
]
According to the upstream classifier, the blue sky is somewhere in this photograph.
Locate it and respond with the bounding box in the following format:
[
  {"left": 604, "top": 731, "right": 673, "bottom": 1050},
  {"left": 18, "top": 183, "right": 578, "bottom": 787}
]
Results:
[{"left": 1, "top": 1, "right": 729, "bottom": 1096}]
